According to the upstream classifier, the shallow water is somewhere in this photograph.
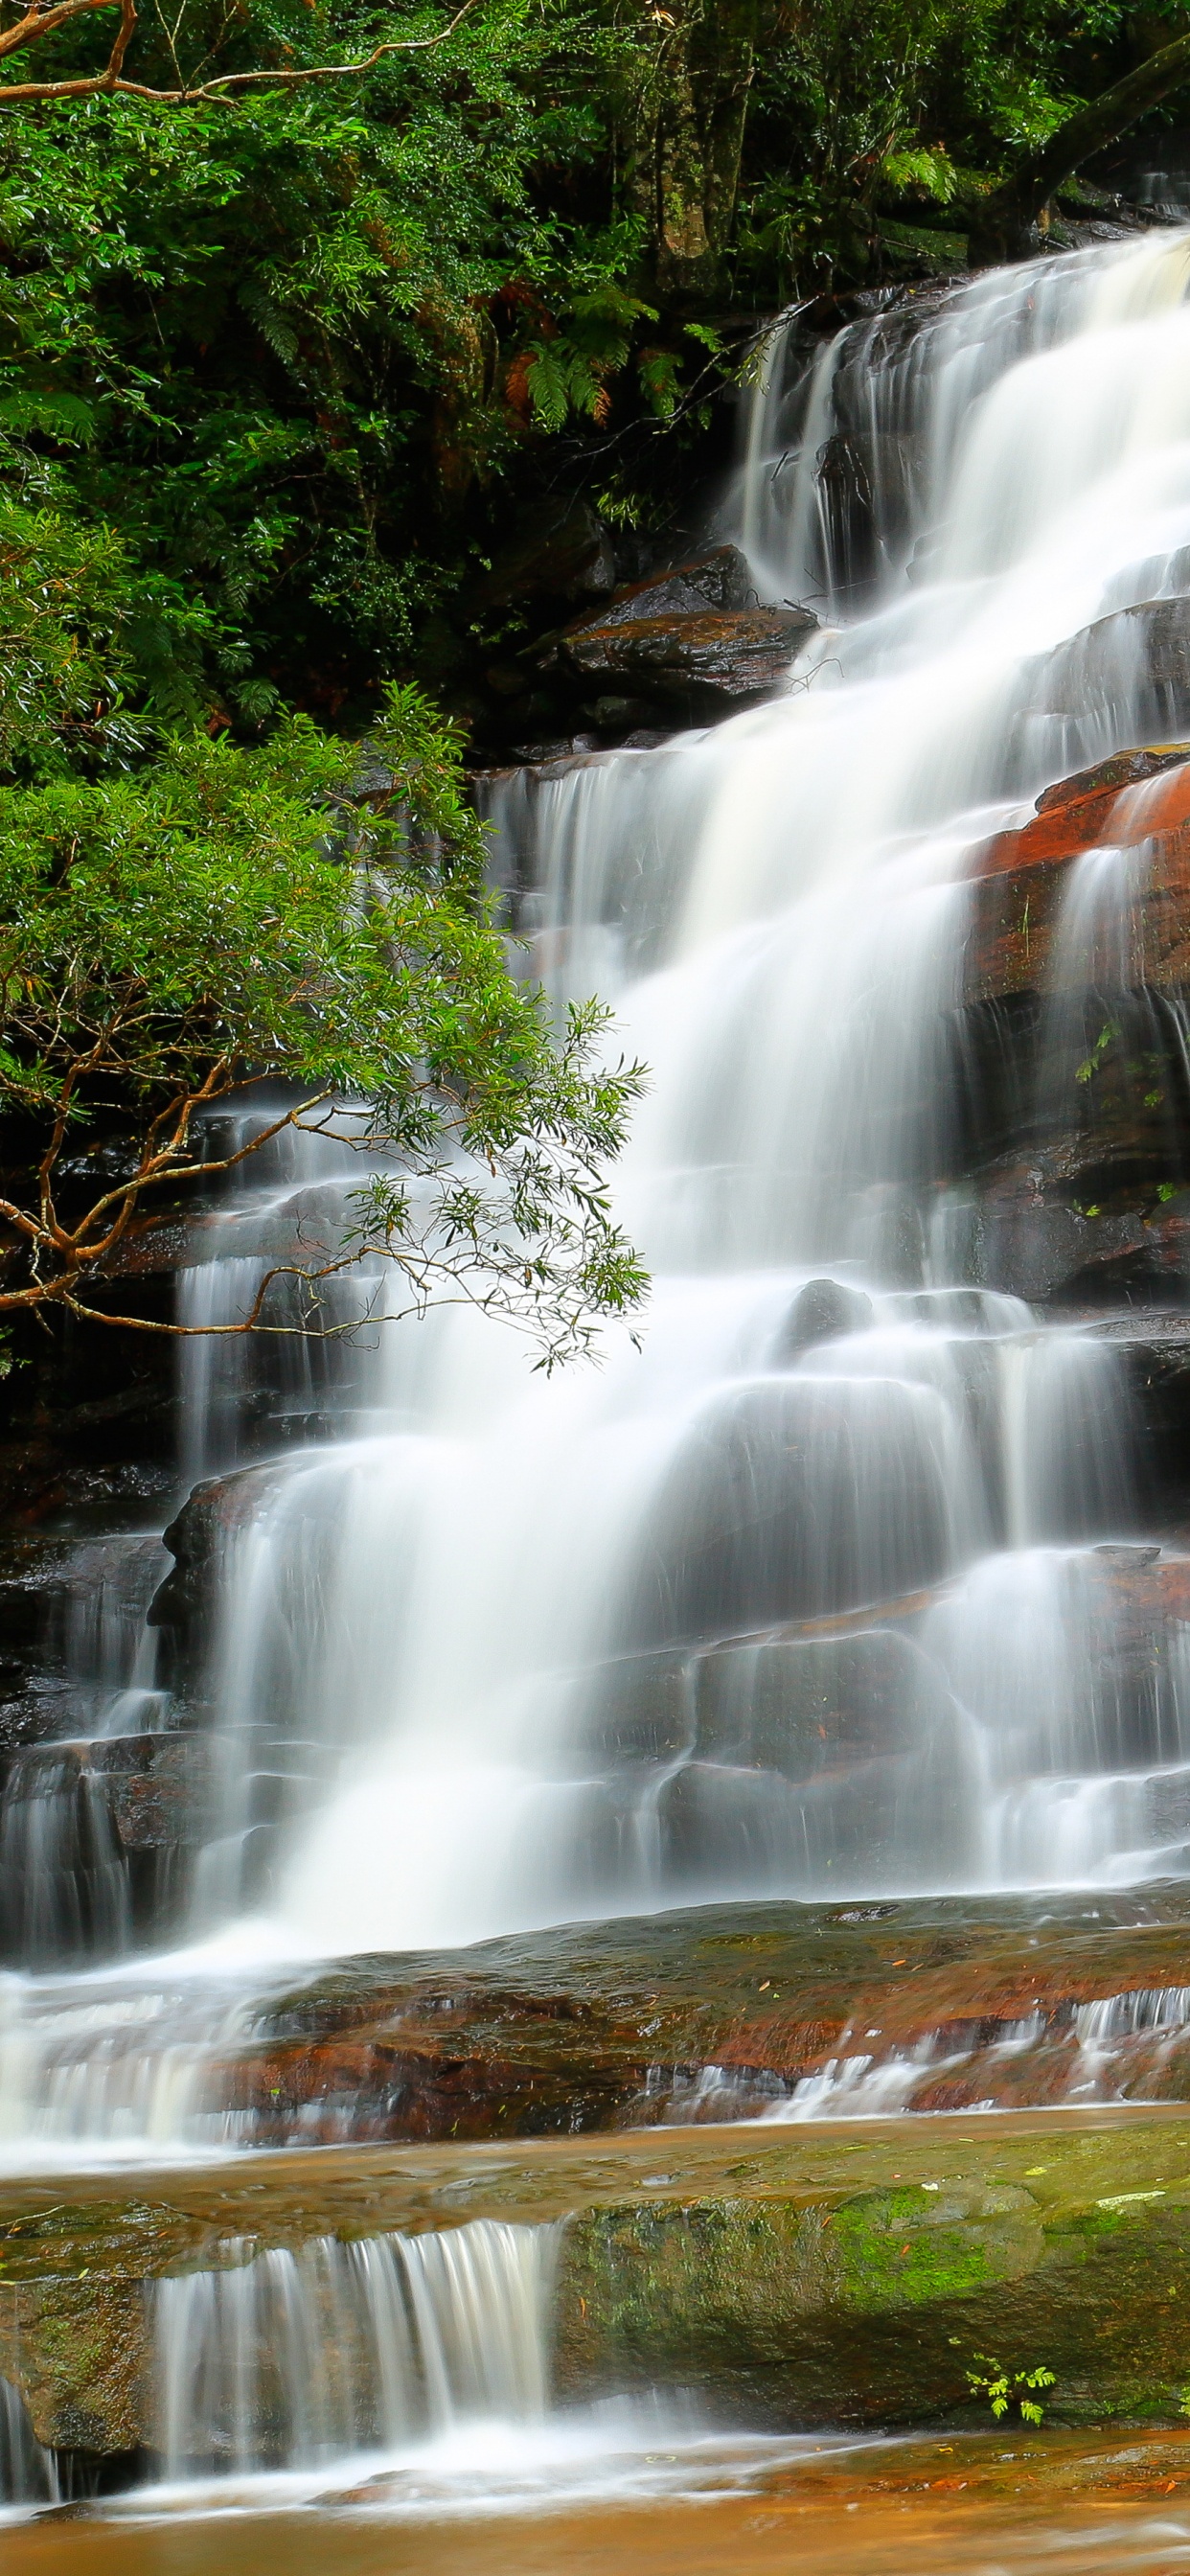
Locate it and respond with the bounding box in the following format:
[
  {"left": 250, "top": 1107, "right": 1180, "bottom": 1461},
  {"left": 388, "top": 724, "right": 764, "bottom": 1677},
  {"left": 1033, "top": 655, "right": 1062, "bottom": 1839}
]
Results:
[{"left": 11, "top": 2426, "right": 1190, "bottom": 2576}]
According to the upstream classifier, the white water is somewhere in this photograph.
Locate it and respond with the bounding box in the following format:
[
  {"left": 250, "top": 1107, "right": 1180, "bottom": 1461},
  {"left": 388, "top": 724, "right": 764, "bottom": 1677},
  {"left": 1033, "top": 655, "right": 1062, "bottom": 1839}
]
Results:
[
  {"left": 155, "top": 2218, "right": 558, "bottom": 2477},
  {"left": 7, "top": 229, "right": 1190, "bottom": 2141},
  {"left": 251, "top": 225, "right": 1190, "bottom": 1951}
]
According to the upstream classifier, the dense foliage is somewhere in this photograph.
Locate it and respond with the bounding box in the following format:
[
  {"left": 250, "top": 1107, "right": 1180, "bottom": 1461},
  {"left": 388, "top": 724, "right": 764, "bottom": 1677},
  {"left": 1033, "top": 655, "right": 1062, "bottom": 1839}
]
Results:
[
  {"left": 0, "top": 655, "right": 647, "bottom": 1364},
  {"left": 0, "top": 0, "right": 1183, "bottom": 726},
  {"left": 2, "top": 0, "right": 1189, "bottom": 1372}
]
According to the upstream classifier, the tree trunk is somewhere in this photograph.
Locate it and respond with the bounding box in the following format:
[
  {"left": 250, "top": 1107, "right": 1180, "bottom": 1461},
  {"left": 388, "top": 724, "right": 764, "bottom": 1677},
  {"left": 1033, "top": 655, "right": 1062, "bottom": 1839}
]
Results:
[
  {"left": 620, "top": 0, "right": 759, "bottom": 300},
  {"left": 969, "top": 30, "right": 1190, "bottom": 265}
]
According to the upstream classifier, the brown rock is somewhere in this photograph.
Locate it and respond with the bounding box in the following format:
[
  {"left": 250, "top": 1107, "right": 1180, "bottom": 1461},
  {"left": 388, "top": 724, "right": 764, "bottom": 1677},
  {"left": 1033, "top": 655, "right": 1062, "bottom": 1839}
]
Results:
[
  {"left": 0, "top": 2278, "right": 149, "bottom": 2452},
  {"left": 148, "top": 1464, "right": 281, "bottom": 1677},
  {"left": 559, "top": 606, "right": 817, "bottom": 711},
  {"left": 85, "top": 1733, "right": 224, "bottom": 1852}
]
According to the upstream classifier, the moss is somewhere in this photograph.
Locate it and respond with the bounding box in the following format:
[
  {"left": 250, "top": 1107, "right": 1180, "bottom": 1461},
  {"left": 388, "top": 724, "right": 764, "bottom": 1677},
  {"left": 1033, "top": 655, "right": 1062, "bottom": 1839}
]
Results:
[
  {"left": 0, "top": 2279, "right": 149, "bottom": 2450},
  {"left": 830, "top": 2183, "right": 1041, "bottom": 2310}
]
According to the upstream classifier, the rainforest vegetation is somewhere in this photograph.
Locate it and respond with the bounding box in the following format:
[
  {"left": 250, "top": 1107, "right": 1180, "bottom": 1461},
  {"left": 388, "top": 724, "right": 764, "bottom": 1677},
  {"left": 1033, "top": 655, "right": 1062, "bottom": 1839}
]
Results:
[{"left": 1, "top": 0, "right": 1189, "bottom": 1358}]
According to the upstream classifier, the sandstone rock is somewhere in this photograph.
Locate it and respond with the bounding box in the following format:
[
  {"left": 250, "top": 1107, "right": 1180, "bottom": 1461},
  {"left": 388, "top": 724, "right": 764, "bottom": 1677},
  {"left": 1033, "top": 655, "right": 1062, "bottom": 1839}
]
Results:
[
  {"left": 107, "top": 1872, "right": 1190, "bottom": 2151},
  {"left": 558, "top": 606, "right": 817, "bottom": 713},
  {"left": 0, "top": 2279, "right": 148, "bottom": 2454},
  {"left": 555, "top": 2146, "right": 1190, "bottom": 2427},
  {"left": 11, "top": 2108, "right": 1190, "bottom": 2448},
  {"left": 84, "top": 1732, "right": 224, "bottom": 1852},
  {"left": 148, "top": 1463, "right": 281, "bottom": 1681},
  {"left": 624, "top": 1376, "right": 953, "bottom": 1645}
]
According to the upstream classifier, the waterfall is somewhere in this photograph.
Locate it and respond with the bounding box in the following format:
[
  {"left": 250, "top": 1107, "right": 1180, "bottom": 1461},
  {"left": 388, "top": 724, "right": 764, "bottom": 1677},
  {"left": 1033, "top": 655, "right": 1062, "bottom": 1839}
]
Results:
[
  {"left": 8, "top": 228, "right": 1190, "bottom": 2133},
  {"left": 154, "top": 2219, "right": 558, "bottom": 2479},
  {"left": 0, "top": 2377, "right": 57, "bottom": 2513}
]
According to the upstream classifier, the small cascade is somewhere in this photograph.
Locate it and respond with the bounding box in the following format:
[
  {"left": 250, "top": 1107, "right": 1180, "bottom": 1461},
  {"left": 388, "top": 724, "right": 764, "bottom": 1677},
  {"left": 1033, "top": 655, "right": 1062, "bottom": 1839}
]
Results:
[
  {"left": 0, "top": 1530, "right": 171, "bottom": 1970},
  {"left": 0, "top": 1970, "right": 260, "bottom": 2161},
  {"left": 155, "top": 2219, "right": 558, "bottom": 2479},
  {"left": 0, "top": 2377, "right": 57, "bottom": 2512}
]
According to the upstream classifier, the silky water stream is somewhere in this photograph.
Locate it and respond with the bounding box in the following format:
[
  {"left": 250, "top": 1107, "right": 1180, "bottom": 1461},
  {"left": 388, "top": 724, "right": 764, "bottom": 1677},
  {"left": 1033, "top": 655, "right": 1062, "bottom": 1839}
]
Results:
[{"left": 11, "top": 226, "right": 1190, "bottom": 2558}]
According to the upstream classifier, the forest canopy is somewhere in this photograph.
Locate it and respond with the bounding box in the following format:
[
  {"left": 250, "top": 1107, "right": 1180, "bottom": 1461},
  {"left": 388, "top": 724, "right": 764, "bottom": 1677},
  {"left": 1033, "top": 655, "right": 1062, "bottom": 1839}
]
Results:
[{"left": 0, "top": 1, "right": 1186, "bottom": 725}]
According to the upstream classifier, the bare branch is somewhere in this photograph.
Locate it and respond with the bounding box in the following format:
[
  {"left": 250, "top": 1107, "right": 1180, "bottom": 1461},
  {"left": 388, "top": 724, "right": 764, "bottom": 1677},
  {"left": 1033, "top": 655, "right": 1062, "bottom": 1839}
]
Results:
[{"left": 0, "top": 0, "right": 483, "bottom": 104}]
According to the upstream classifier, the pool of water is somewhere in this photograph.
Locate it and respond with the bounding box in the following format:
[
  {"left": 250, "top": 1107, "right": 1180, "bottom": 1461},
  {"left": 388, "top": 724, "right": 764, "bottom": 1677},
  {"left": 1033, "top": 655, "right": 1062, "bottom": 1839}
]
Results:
[{"left": 10, "top": 2425, "right": 1190, "bottom": 2576}]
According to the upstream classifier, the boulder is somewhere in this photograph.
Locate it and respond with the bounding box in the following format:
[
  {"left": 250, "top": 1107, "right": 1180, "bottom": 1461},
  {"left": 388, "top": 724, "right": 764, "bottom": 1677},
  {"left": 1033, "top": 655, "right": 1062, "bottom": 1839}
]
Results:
[
  {"left": 580, "top": 543, "right": 758, "bottom": 630},
  {"left": 773, "top": 1276, "right": 875, "bottom": 1360},
  {"left": 558, "top": 606, "right": 817, "bottom": 713}
]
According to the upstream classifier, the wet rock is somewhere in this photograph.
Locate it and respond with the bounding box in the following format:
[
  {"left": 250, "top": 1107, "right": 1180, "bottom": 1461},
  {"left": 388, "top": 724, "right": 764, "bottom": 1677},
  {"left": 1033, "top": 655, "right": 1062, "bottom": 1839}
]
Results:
[
  {"left": 0, "top": 1529, "right": 168, "bottom": 1754},
  {"left": 582, "top": 694, "right": 658, "bottom": 733},
  {"left": 84, "top": 1733, "right": 224, "bottom": 1852},
  {"left": 813, "top": 430, "right": 921, "bottom": 596},
  {"left": 1033, "top": 744, "right": 1190, "bottom": 814},
  {"left": 973, "top": 1160, "right": 1190, "bottom": 1308},
  {"left": 1028, "top": 598, "right": 1190, "bottom": 725},
  {"left": 0, "top": 1732, "right": 226, "bottom": 1964},
  {"left": 774, "top": 1276, "right": 875, "bottom": 1359},
  {"left": 11, "top": 2109, "right": 1190, "bottom": 2445},
  {"left": 624, "top": 1376, "right": 953, "bottom": 1645},
  {"left": 108, "top": 1874, "right": 1190, "bottom": 2150},
  {"left": 148, "top": 1463, "right": 281, "bottom": 1684},
  {"left": 558, "top": 605, "right": 818, "bottom": 714},
  {"left": 0, "top": 2278, "right": 149, "bottom": 2453},
  {"left": 556, "top": 2144, "right": 1190, "bottom": 2426}
]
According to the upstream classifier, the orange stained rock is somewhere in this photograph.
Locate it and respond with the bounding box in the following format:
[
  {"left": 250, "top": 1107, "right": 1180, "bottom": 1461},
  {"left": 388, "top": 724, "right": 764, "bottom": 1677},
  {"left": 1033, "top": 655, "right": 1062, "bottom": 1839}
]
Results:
[{"left": 974, "top": 750, "right": 1190, "bottom": 880}]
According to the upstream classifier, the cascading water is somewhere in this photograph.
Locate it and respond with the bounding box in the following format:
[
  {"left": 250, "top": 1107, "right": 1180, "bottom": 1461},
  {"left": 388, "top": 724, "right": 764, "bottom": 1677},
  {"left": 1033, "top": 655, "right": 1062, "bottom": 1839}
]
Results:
[
  {"left": 0, "top": 2377, "right": 57, "bottom": 2512},
  {"left": 8, "top": 226, "right": 1190, "bottom": 2140},
  {"left": 154, "top": 2219, "right": 558, "bottom": 2480}
]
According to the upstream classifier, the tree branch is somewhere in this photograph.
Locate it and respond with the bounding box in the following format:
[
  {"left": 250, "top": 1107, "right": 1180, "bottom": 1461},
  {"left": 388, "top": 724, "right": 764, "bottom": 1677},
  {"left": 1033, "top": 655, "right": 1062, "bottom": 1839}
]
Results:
[
  {"left": 0, "top": 0, "right": 482, "bottom": 104},
  {"left": 970, "top": 31, "right": 1190, "bottom": 263}
]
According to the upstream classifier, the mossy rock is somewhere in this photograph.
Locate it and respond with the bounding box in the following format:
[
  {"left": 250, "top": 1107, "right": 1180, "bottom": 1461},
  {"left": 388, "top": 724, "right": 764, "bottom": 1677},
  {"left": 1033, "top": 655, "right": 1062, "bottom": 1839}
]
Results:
[{"left": 0, "top": 2278, "right": 148, "bottom": 2450}]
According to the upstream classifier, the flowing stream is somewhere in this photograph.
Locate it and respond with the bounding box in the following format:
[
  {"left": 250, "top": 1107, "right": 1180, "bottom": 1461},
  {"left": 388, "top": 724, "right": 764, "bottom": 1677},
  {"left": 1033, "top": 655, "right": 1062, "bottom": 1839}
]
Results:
[{"left": 9, "top": 223, "right": 1190, "bottom": 2521}]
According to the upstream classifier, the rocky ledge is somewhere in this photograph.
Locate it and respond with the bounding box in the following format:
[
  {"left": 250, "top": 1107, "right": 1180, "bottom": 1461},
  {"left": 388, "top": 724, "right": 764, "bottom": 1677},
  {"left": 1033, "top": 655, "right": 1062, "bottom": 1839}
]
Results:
[
  {"left": 8, "top": 2107, "right": 1190, "bottom": 2455},
  {"left": 85, "top": 1886, "right": 1190, "bottom": 2149}
]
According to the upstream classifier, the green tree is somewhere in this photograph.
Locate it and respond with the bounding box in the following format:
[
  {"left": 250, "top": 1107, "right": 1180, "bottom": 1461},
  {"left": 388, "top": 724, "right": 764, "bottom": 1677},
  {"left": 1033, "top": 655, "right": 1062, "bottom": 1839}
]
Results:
[{"left": 0, "top": 494, "right": 647, "bottom": 1368}]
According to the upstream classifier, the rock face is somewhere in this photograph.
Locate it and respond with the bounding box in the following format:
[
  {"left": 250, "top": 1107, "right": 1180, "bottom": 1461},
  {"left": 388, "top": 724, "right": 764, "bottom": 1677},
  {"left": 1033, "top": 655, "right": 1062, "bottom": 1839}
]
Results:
[
  {"left": 931, "top": 745, "right": 1190, "bottom": 1307},
  {"left": 556, "top": 2119, "right": 1190, "bottom": 2428},
  {"left": 0, "top": 2280, "right": 149, "bottom": 2455}
]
